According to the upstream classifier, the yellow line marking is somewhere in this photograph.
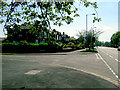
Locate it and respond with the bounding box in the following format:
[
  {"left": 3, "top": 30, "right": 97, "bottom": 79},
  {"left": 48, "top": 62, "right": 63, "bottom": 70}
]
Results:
[{"left": 56, "top": 64, "right": 119, "bottom": 87}]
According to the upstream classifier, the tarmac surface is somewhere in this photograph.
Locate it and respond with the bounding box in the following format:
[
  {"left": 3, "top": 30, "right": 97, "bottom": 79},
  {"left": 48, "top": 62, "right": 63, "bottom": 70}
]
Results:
[{"left": 2, "top": 48, "right": 119, "bottom": 88}]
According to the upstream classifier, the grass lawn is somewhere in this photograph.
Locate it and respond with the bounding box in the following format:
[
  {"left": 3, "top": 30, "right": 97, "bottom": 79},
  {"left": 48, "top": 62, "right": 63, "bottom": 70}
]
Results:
[
  {"left": 80, "top": 48, "right": 98, "bottom": 53},
  {"left": 0, "top": 53, "right": 16, "bottom": 55}
]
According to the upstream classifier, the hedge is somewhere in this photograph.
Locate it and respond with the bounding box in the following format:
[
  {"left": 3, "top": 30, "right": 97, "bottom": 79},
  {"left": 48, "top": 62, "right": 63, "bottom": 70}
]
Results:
[{"left": 2, "top": 42, "right": 62, "bottom": 53}]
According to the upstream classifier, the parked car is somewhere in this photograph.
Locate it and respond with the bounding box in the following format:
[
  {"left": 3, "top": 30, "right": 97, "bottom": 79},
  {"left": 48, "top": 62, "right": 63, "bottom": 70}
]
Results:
[{"left": 118, "top": 46, "right": 120, "bottom": 51}]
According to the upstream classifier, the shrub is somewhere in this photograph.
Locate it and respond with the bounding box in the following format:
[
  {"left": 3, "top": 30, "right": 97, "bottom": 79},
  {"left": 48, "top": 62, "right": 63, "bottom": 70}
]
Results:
[
  {"left": 78, "top": 43, "right": 82, "bottom": 47},
  {"left": 19, "top": 40, "right": 28, "bottom": 45},
  {"left": 63, "top": 45, "right": 72, "bottom": 48},
  {"left": 39, "top": 43, "right": 48, "bottom": 46},
  {"left": 68, "top": 42, "right": 75, "bottom": 48},
  {"left": 2, "top": 42, "right": 20, "bottom": 46},
  {"left": 2, "top": 42, "right": 62, "bottom": 53}
]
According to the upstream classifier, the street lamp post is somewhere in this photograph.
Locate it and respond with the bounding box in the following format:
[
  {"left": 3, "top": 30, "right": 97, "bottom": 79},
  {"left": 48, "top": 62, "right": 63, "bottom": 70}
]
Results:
[
  {"left": 86, "top": 13, "right": 95, "bottom": 36},
  {"left": 86, "top": 14, "right": 88, "bottom": 36},
  {"left": 85, "top": 13, "right": 95, "bottom": 48}
]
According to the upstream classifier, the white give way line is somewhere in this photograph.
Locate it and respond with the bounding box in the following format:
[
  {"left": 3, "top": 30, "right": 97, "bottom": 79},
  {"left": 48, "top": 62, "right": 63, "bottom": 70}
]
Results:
[{"left": 95, "top": 53, "right": 119, "bottom": 80}]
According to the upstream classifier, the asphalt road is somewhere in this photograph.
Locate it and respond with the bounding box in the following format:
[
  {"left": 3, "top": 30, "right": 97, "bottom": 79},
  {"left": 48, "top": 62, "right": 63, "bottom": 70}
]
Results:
[
  {"left": 2, "top": 48, "right": 119, "bottom": 88},
  {"left": 97, "top": 47, "right": 119, "bottom": 80}
]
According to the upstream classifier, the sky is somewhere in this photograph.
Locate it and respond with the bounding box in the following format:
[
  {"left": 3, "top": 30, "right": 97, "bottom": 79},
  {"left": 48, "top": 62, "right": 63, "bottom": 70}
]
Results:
[
  {"left": 0, "top": 0, "right": 119, "bottom": 42},
  {"left": 51, "top": 0, "right": 119, "bottom": 42}
]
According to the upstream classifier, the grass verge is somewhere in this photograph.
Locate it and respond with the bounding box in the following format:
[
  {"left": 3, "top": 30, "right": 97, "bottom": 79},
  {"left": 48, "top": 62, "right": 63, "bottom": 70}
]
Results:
[{"left": 80, "top": 48, "right": 98, "bottom": 53}]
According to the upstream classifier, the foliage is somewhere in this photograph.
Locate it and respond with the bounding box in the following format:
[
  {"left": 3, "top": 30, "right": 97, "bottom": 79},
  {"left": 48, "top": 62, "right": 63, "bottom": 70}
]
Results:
[
  {"left": 2, "top": 42, "right": 20, "bottom": 46},
  {"left": 67, "top": 42, "right": 75, "bottom": 48},
  {"left": 1, "top": 1, "right": 101, "bottom": 35},
  {"left": 2, "top": 42, "right": 61, "bottom": 53},
  {"left": 78, "top": 43, "right": 82, "bottom": 47},
  {"left": 105, "top": 42, "right": 111, "bottom": 47},
  {"left": 69, "top": 38, "right": 76, "bottom": 43},
  {"left": 80, "top": 48, "right": 98, "bottom": 53},
  {"left": 1, "top": 1, "right": 102, "bottom": 52},
  {"left": 63, "top": 44, "right": 73, "bottom": 48},
  {"left": 95, "top": 31, "right": 120, "bottom": 48},
  {"left": 111, "top": 31, "right": 120, "bottom": 47},
  {"left": 20, "top": 40, "right": 28, "bottom": 45},
  {"left": 77, "top": 35, "right": 84, "bottom": 44},
  {"left": 77, "top": 28, "right": 103, "bottom": 49},
  {"left": 95, "top": 40, "right": 105, "bottom": 46}
]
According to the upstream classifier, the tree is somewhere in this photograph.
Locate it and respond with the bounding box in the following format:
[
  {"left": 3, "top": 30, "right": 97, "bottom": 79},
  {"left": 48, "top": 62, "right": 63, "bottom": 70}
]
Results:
[
  {"left": 77, "top": 30, "right": 85, "bottom": 44},
  {"left": 95, "top": 41, "right": 105, "bottom": 46},
  {"left": 105, "top": 42, "right": 111, "bottom": 47},
  {"left": 0, "top": 0, "right": 101, "bottom": 40},
  {"left": 111, "top": 31, "right": 120, "bottom": 47},
  {"left": 77, "top": 27, "right": 103, "bottom": 50}
]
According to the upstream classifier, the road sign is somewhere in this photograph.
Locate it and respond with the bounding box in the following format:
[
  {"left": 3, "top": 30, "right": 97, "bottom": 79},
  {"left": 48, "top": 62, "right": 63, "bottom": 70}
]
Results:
[{"left": 85, "top": 37, "right": 88, "bottom": 40}]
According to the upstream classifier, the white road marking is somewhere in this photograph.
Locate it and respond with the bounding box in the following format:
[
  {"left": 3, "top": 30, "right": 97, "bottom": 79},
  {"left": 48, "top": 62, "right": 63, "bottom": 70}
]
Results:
[
  {"left": 98, "top": 49, "right": 119, "bottom": 62},
  {"left": 115, "top": 59, "right": 118, "bottom": 62},
  {"left": 109, "top": 55, "right": 113, "bottom": 58},
  {"left": 95, "top": 54, "right": 99, "bottom": 59},
  {"left": 24, "top": 70, "right": 41, "bottom": 75},
  {"left": 97, "top": 53, "right": 118, "bottom": 79}
]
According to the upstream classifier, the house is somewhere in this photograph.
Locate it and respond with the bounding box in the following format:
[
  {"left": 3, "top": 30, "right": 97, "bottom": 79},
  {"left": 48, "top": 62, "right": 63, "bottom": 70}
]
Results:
[
  {"left": 6, "top": 24, "right": 71, "bottom": 44},
  {"left": 6, "top": 24, "right": 51, "bottom": 43}
]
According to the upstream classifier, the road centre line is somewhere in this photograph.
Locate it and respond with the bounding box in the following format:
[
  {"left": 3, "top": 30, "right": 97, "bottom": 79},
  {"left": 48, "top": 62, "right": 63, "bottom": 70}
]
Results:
[
  {"left": 97, "top": 53, "right": 119, "bottom": 79},
  {"left": 56, "top": 64, "right": 119, "bottom": 87}
]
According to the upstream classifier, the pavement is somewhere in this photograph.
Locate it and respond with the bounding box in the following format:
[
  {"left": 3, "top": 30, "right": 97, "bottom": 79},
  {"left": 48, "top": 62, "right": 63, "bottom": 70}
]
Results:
[{"left": 2, "top": 48, "right": 119, "bottom": 88}]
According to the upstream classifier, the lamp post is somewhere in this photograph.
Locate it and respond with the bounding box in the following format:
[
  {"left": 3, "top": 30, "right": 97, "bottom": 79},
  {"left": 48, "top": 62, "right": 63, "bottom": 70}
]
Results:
[
  {"left": 86, "top": 13, "right": 95, "bottom": 36},
  {"left": 85, "top": 13, "right": 95, "bottom": 48}
]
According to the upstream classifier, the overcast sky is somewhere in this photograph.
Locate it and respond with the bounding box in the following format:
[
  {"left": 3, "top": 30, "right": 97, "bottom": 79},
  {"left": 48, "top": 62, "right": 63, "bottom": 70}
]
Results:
[{"left": 0, "top": 0, "right": 119, "bottom": 42}]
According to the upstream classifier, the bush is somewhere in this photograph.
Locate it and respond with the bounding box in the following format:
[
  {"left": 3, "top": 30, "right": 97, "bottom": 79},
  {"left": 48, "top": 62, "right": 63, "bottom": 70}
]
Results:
[
  {"left": 2, "top": 42, "right": 62, "bottom": 53},
  {"left": 67, "top": 42, "right": 75, "bottom": 49},
  {"left": 78, "top": 43, "right": 82, "bottom": 47},
  {"left": 63, "top": 45, "right": 72, "bottom": 48},
  {"left": 20, "top": 40, "right": 28, "bottom": 45}
]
